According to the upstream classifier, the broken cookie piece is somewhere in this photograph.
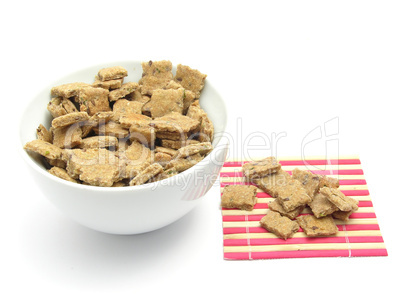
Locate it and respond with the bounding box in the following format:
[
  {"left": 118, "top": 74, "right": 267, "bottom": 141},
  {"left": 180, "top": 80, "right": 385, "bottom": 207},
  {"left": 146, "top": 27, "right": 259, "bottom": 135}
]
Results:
[
  {"left": 111, "top": 99, "right": 143, "bottom": 122},
  {"left": 52, "top": 124, "right": 83, "bottom": 149},
  {"left": 332, "top": 208, "right": 358, "bottom": 221},
  {"left": 220, "top": 185, "right": 258, "bottom": 211},
  {"left": 47, "top": 97, "right": 78, "bottom": 118},
  {"left": 97, "top": 66, "right": 128, "bottom": 81},
  {"left": 118, "top": 140, "right": 152, "bottom": 179},
  {"left": 268, "top": 199, "right": 305, "bottom": 220},
  {"left": 154, "top": 146, "right": 178, "bottom": 158},
  {"left": 51, "top": 112, "right": 89, "bottom": 129},
  {"left": 160, "top": 139, "right": 198, "bottom": 150},
  {"left": 292, "top": 168, "right": 321, "bottom": 199},
  {"left": 48, "top": 166, "right": 79, "bottom": 183},
  {"left": 242, "top": 157, "right": 281, "bottom": 179},
  {"left": 254, "top": 170, "right": 311, "bottom": 212},
  {"left": 129, "top": 163, "right": 164, "bottom": 186},
  {"left": 253, "top": 169, "right": 292, "bottom": 197},
  {"left": 164, "top": 153, "right": 203, "bottom": 172},
  {"left": 36, "top": 124, "right": 52, "bottom": 143},
  {"left": 318, "top": 175, "right": 340, "bottom": 189},
  {"left": 24, "top": 139, "right": 63, "bottom": 160},
  {"left": 276, "top": 180, "right": 311, "bottom": 212},
  {"left": 331, "top": 197, "right": 359, "bottom": 221},
  {"left": 260, "top": 210, "right": 299, "bottom": 240},
  {"left": 79, "top": 136, "right": 118, "bottom": 149},
  {"left": 139, "top": 60, "right": 173, "bottom": 95},
  {"left": 309, "top": 193, "right": 338, "bottom": 218},
  {"left": 64, "top": 148, "right": 120, "bottom": 187},
  {"left": 128, "top": 120, "right": 155, "bottom": 147},
  {"left": 176, "top": 142, "right": 213, "bottom": 158},
  {"left": 77, "top": 86, "right": 110, "bottom": 116},
  {"left": 81, "top": 111, "right": 113, "bottom": 137},
  {"left": 152, "top": 112, "right": 199, "bottom": 134},
  {"left": 296, "top": 215, "right": 338, "bottom": 237},
  {"left": 51, "top": 82, "right": 91, "bottom": 98},
  {"left": 144, "top": 88, "right": 185, "bottom": 118},
  {"left": 93, "top": 75, "right": 123, "bottom": 90},
  {"left": 166, "top": 80, "right": 196, "bottom": 113},
  {"left": 109, "top": 82, "right": 139, "bottom": 101},
  {"left": 320, "top": 187, "right": 359, "bottom": 212},
  {"left": 186, "top": 100, "right": 203, "bottom": 128},
  {"left": 153, "top": 152, "right": 173, "bottom": 167},
  {"left": 174, "top": 64, "right": 207, "bottom": 99},
  {"left": 93, "top": 121, "right": 129, "bottom": 138}
]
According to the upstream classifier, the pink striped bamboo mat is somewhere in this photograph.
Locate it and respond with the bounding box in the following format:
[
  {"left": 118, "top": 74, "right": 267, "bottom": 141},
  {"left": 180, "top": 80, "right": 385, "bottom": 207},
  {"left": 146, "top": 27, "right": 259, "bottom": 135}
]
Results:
[{"left": 220, "top": 157, "right": 387, "bottom": 260}]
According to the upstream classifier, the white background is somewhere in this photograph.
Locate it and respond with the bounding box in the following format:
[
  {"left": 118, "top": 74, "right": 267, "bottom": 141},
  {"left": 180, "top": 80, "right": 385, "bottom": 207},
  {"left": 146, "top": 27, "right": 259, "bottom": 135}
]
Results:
[{"left": 2, "top": 1, "right": 401, "bottom": 301}]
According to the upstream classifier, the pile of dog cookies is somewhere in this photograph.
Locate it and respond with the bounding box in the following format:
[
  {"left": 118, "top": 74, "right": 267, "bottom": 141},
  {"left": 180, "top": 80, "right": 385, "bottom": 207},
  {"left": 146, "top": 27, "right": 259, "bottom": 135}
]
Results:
[
  {"left": 221, "top": 157, "right": 359, "bottom": 239},
  {"left": 24, "top": 61, "right": 214, "bottom": 187}
]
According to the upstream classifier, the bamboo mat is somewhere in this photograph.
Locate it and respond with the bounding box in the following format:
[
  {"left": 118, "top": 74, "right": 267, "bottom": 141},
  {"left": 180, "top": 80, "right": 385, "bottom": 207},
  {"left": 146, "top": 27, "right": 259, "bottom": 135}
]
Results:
[{"left": 220, "top": 157, "right": 387, "bottom": 260}]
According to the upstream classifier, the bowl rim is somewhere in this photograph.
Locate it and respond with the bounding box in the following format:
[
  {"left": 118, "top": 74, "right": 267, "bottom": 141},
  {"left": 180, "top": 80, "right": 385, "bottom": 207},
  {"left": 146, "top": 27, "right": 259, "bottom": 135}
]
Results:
[{"left": 18, "top": 60, "right": 228, "bottom": 192}]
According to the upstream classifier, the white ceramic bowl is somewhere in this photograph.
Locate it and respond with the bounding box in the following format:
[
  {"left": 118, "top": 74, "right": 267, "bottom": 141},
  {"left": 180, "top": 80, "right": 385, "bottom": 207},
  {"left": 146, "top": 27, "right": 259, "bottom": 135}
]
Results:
[{"left": 19, "top": 61, "right": 228, "bottom": 234}]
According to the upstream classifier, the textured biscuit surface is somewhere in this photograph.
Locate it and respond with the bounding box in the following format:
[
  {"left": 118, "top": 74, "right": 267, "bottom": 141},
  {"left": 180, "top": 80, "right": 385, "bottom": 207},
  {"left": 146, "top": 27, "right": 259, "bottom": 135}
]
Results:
[
  {"left": 109, "top": 82, "right": 139, "bottom": 101},
  {"left": 164, "top": 153, "right": 203, "bottom": 172},
  {"left": 260, "top": 210, "right": 299, "bottom": 240},
  {"left": 309, "top": 193, "right": 338, "bottom": 218},
  {"left": 51, "top": 82, "right": 90, "bottom": 98},
  {"left": 318, "top": 175, "right": 340, "bottom": 188},
  {"left": 242, "top": 157, "right": 281, "bottom": 179},
  {"left": 93, "top": 76, "right": 123, "bottom": 90},
  {"left": 268, "top": 199, "right": 305, "bottom": 220},
  {"left": 176, "top": 142, "right": 213, "bottom": 158},
  {"left": 111, "top": 99, "right": 143, "bottom": 122},
  {"left": 320, "top": 187, "right": 358, "bottom": 212},
  {"left": 154, "top": 146, "right": 178, "bottom": 157},
  {"left": 51, "top": 112, "right": 89, "bottom": 129},
  {"left": 145, "top": 88, "right": 185, "bottom": 118},
  {"left": 174, "top": 64, "right": 207, "bottom": 98},
  {"left": 98, "top": 66, "right": 128, "bottom": 81},
  {"left": 64, "top": 148, "right": 120, "bottom": 187},
  {"left": 221, "top": 185, "right": 258, "bottom": 211},
  {"left": 36, "top": 124, "right": 52, "bottom": 143},
  {"left": 129, "top": 163, "right": 164, "bottom": 186},
  {"left": 77, "top": 86, "right": 110, "bottom": 116},
  {"left": 254, "top": 170, "right": 311, "bottom": 212},
  {"left": 79, "top": 136, "right": 118, "bottom": 149},
  {"left": 152, "top": 112, "right": 199, "bottom": 134},
  {"left": 160, "top": 139, "right": 198, "bottom": 150},
  {"left": 24, "top": 139, "right": 62, "bottom": 160},
  {"left": 292, "top": 168, "right": 321, "bottom": 199},
  {"left": 52, "top": 124, "right": 83, "bottom": 148},
  {"left": 139, "top": 60, "right": 173, "bottom": 95},
  {"left": 48, "top": 167, "right": 79, "bottom": 183},
  {"left": 94, "top": 121, "right": 129, "bottom": 138},
  {"left": 47, "top": 97, "right": 78, "bottom": 118},
  {"left": 296, "top": 215, "right": 338, "bottom": 237}
]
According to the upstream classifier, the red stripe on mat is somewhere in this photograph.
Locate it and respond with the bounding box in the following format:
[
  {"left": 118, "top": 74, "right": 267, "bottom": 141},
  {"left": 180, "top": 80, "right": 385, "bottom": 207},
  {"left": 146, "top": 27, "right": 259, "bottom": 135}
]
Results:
[
  {"left": 224, "top": 236, "right": 384, "bottom": 246},
  {"left": 222, "top": 224, "right": 381, "bottom": 234},
  {"left": 224, "top": 249, "right": 388, "bottom": 260}
]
